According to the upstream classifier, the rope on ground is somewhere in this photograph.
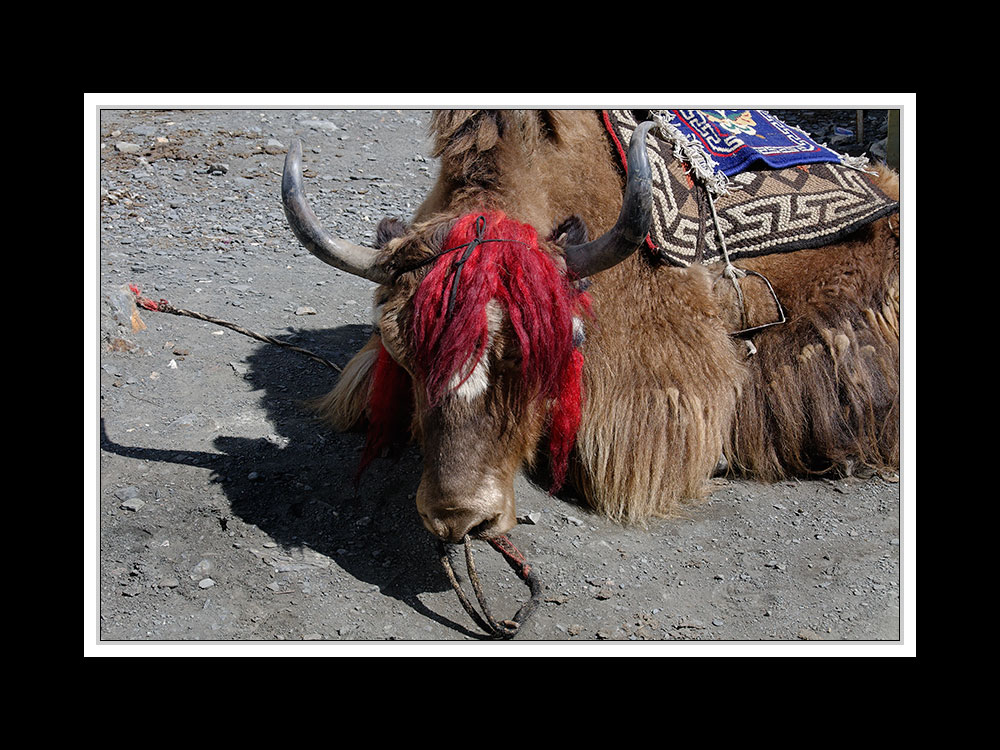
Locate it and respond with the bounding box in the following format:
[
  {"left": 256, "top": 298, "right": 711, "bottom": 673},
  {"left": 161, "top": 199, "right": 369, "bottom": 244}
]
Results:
[{"left": 127, "top": 284, "right": 342, "bottom": 373}]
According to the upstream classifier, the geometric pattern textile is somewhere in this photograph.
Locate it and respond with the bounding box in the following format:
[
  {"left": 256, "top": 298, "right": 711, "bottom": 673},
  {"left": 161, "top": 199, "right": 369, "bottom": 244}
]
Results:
[{"left": 603, "top": 110, "right": 900, "bottom": 267}]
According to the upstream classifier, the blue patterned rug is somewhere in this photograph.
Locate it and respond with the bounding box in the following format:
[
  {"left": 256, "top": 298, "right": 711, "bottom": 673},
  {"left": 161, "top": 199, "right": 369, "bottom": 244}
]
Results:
[{"left": 662, "top": 109, "right": 845, "bottom": 177}]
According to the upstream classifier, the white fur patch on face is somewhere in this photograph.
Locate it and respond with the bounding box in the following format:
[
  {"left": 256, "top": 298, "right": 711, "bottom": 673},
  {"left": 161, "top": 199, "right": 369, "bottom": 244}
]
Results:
[
  {"left": 572, "top": 315, "right": 585, "bottom": 347},
  {"left": 448, "top": 352, "right": 490, "bottom": 401},
  {"left": 447, "top": 299, "right": 502, "bottom": 402}
]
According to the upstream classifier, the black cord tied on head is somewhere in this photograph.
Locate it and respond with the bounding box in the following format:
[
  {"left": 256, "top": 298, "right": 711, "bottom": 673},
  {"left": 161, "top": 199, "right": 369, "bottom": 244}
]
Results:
[
  {"left": 444, "top": 214, "right": 488, "bottom": 318},
  {"left": 392, "top": 215, "right": 530, "bottom": 319}
]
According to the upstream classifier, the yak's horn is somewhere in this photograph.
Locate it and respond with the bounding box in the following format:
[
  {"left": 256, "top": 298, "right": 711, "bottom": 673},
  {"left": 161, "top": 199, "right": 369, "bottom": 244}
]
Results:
[
  {"left": 282, "top": 139, "right": 389, "bottom": 284},
  {"left": 564, "top": 120, "right": 654, "bottom": 279}
]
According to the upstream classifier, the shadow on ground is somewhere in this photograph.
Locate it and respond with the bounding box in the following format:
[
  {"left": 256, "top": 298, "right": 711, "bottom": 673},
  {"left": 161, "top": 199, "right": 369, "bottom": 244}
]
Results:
[{"left": 101, "top": 323, "right": 490, "bottom": 638}]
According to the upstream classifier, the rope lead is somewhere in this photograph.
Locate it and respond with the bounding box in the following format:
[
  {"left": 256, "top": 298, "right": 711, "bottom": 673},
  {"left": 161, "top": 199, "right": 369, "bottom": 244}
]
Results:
[
  {"left": 127, "top": 284, "right": 343, "bottom": 373},
  {"left": 439, "top": 532, "right": 543, "bottom": 639}
]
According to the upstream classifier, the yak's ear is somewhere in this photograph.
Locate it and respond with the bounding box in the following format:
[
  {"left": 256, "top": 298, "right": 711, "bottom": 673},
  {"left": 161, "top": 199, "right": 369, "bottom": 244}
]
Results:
[
  {"left": 376, "top": 217, "right": 409, "bottom": 248},
  {"left": 550, "top": 215, "right": 589, "bottom": 247}
]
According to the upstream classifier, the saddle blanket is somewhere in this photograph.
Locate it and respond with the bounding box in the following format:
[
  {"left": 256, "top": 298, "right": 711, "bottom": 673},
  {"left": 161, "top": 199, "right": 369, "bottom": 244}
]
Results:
[{"left": 603, "top": 110, "right": 900, "bottom": 267}]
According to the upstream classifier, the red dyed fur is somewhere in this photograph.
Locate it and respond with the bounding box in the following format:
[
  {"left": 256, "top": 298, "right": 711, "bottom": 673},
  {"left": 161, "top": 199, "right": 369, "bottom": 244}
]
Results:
[
  {"left": 405, "top": 210, "right": 588, "bottom": 489},
  {"left": 549, "top": 348, "right": 584, "bottom": 490},
  {"left": 358, "top": 343, "right": 412, "bottom": 480}
]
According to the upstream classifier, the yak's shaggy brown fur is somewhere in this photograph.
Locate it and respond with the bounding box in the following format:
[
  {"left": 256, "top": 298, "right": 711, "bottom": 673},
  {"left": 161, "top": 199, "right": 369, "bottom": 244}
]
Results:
[
  {"left": 419, "top": 110, "right": 625, "bottom": 235},
  {"left": 724, "top": 211, "right": 900, "bottom": 480},
  {"left": 317, "top": 110, "right": 901, "bottom": 527},
  {"left": 574, "top": 258, "right": 745, "bottom": 523}
]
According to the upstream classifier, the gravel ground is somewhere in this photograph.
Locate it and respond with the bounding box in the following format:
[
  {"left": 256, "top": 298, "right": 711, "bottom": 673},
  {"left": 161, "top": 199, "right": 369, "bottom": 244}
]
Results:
[{"left": 89, "top": 104, "right": 910, "bottom": 653}]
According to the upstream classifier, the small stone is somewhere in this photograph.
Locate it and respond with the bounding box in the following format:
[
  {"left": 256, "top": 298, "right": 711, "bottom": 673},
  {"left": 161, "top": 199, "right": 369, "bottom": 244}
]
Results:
[
  {"left": 120, "top": 498, "right": 145, "bottom": 512},
  {"left": 191, "top": 559, "right": 214, "bottom": 577},
  {"left": 116, "top": 142, "right": 142, "bottom": 154},
  {"left": 712, "top": 618, "right": 724, "bottom": 626},
  {"left": 158, "top": 577, "right": 179, "bottom": 588},
  {"left": 829, "top": 128, "right": 853, "bottom": 148},
  {"left": 198, "top": 578, "right": 216, "bottom": 589},
  {"left": 114, "top": 486, "right": 140, "bottom": 501},
  {"left": 676, "top": 619, "right": 705, "bottom": 630},
  {"left": 302, "top": 119, "right": 338, "bottom": 133},
  {"left": 295, "top": 306, "right": 317, "bottom": 316},
  {"left": 264, "top": 139, "right": 285, "bottom": 155},
  {"left": 106, "top": 286, "right": 147, "bottom": 333},
  {"left": 870, "top": 138, "right": 888, "bottom": 162}
]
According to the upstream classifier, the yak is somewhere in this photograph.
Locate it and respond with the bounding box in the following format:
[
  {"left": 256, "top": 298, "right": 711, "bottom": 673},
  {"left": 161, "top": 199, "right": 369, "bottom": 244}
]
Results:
[{"left": 281, "top": 110, "right": 900, "bottom": 544}]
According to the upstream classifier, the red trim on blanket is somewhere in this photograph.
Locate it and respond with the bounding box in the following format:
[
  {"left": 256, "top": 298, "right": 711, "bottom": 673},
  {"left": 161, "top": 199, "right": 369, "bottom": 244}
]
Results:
[{"left": 602, "top": 110, "right": 628, "bottom": 169}]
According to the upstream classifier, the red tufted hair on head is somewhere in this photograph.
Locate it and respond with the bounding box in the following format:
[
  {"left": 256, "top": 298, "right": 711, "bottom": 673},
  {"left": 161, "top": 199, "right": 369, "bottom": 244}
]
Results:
[{"left": 408, "top": 210, "right": 590, "bottom": 489}]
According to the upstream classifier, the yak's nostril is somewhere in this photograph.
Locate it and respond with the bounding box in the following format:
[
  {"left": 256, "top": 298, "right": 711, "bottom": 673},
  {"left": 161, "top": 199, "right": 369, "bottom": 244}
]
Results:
[
  {"left": 420, "top": 509, "right": 502, "bottom": 543},
  {"left": 416, "top": 476, "right": 517, "bottom": 542},
  {"left": 467, "top": 514, "right": 501, "bottom": 539},
  {"left": 420, "top": 514, "right": 453, "bottom": 542}
]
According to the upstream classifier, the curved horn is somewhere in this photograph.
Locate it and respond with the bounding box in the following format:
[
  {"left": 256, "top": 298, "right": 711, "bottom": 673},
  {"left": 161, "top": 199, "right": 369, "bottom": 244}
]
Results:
[
  {"left": 564, "top": 120, "right": 654, "bottom": 279},
  {"left": 282, "top": 139, "right": 389, "bottom": 284}
]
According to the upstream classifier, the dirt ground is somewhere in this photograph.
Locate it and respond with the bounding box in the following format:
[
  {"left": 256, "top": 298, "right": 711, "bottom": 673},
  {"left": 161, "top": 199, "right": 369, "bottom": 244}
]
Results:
[{"left": 88, "top": 104, "right": 912, "bottom": 653}]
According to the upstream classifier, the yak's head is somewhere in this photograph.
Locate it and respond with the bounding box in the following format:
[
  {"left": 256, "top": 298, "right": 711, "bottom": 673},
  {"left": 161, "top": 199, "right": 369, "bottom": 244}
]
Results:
[{"left": 281, "top": 122, "right": 652, "bottom": 543}]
